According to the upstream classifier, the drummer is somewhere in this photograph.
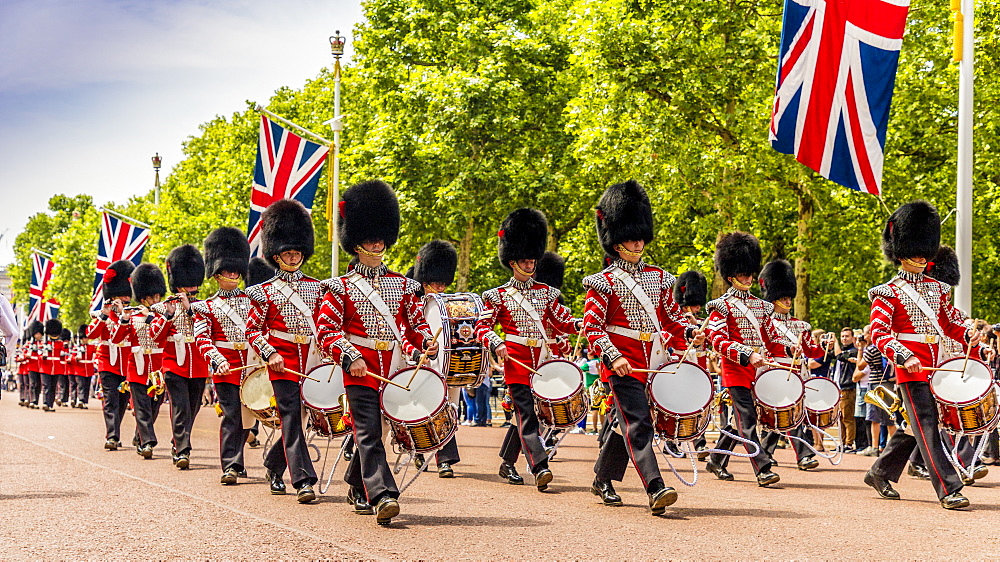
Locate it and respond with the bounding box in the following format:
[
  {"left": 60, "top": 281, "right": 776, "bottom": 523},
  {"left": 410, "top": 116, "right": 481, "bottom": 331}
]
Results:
[
  {"left": 865, "top": 203, "right": 988, "bottom": 510},
  {"left": 315, "top": 180, "right": 437, "bottom": 526},
  {"left": 758, "top": 259, "right": 826, "bottom": 471},
  {"left": 672, "top": 270, "right": 710, "bottom": 457},
  {"left": 583, "top": 180, "right": 702, "bottom": 514},
  {"left": 474, "top": 208, "right": 582, "bottom": 492},
  {"left": 192, "top": 227, "right": 255, "bottom": 486}
]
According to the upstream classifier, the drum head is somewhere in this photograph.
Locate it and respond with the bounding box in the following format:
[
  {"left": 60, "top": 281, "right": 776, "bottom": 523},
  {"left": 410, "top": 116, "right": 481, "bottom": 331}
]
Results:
[
  {"left": 381, "top": 367, "right": 446, "bottom": 423},
  {"left": 240, "top": 368, "right": 274, "bottom": 410},
  {"left": 932, "top": 358, "right": 993, "bottom": 403},
  {"left": 754, "top": 368, "right": 804, "bottom": 408},
  {"left": 648, "top": 361, "right": 713, "bottom": 415},
  {"left": 804, "top": 377, "right": 839, "bottom": 411},
  {"left": 301, "top": 363, "right": 346, "bottom": 410},
  {"left": 532, "top": 360, "right": 583, "bottom": 401}
]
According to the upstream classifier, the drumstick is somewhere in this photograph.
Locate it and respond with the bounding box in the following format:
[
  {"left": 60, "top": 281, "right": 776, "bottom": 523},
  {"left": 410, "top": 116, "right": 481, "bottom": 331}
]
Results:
[
  {"left": 276, "top": 366, "right": 323, "bottom": 383},
  {"left": 663, "top": 317, "right": 713, "bottom": 374},
  {"left": 508, "top": 356, "right": 542, "bottom": 376},
  {"left": 231, "top": 363, "right": 266, "bottom": 373},
  {"left": 406, "top": 327, "right": 444, "bottom": 387},
  {"left": 785, "top": 347, "right": 802, "bottom": 382},
  {"left": 960, "top": 336, "right": 975, "bottom": 381},
  {"left": 923, "top": 367, "right": 965, "bottom": 372},
  {"left": 571, "top": 323, "right": 586, "bottom": 360}
]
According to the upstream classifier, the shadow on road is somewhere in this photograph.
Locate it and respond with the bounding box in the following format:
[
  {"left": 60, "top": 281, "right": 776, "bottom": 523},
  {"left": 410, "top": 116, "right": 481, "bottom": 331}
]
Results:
[
  {"left": 0, "top": 491, "right": 88, "bottom": 501},
  {"left": 391, "top": 514, "right": 549, "bottom": 528}
]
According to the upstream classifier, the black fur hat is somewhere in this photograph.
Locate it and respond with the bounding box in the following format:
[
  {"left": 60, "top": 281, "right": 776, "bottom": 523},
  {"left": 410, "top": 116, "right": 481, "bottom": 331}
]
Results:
[
  {"left": 204, "top": 227, "right": 250, "bottom": 278},
  {"left": 131, "top": 263, "right": 167, "bottom": 303},
  {"left": 246, "top": 257, "right": 276, "bottom": 287},
  {"left": 102, "top": 260, "right": 135, "bottom": 300},
  {"left": 60, "top": 328, "right": 71, "bottom": 341},
  {"left": 926, "top": 245, "right": 960, "bottom": 286},
  {"left": 28, "top": 320, "right": 44, "bottom": 337},
  {"left": 414, "top": 240, "right": 458, "bottom": 286},
  {"left": 45, "top": 319, "right": 62, "bottom": 337},
  {"left": 77, "top": 324, "right": 87, "bottom": 338},
  {"left": 715, "top": 232, "right": 762, "bottom": 284},
  {"left": 595, "top": 180, "right": 654, "bottom": 257},
  {"left": 674, "top": 270, "right": 708, "bottom": 307},
  {"left": 759, "top": 259, "right": 797, "bottom": 302},
  {"left": 498, "top": 208, "right": 548, "bottom": 269},
  {"left": 166, "top": 244, "right": 205, "bottom": 291},
  {"left": 338, "top": 180, "right": 400, "bottom": 256},
  {"left": 261, "top": 198, "right": 315, "bottom": 267},
  {"left": 882, "top": 200, "right": 940, "bottom": 264},
  {"left": 534, "top": 252, "right": 566, "bottom": 290},
  {"left": 404, "top": 266, "right": 415, "bottom": 279}
]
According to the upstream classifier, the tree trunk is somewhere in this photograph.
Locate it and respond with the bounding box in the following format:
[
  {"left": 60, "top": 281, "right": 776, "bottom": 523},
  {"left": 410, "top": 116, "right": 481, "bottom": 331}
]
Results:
[
  {"left": 795, "top": 187, "right": 814, "bottom": 321},
  {"left": 457, "top": 219, "right": 474, "bottom": 292}
]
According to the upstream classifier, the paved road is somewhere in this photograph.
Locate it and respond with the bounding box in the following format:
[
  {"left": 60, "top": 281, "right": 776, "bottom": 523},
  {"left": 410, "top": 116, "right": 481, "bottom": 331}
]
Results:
[{"left": 2, "top": 395, "right": 999, "bottom": 559}]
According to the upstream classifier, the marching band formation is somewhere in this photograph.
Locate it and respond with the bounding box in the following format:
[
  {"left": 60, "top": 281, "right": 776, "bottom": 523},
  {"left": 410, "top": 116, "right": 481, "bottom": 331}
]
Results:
[{"left": 8, "top": 181, "right": 999, "bottom": 524}]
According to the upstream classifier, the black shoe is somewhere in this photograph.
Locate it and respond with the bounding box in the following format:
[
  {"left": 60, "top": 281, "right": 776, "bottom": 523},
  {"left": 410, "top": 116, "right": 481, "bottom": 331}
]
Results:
[
  {"left": 29, "top": 403, "right": 38, "bottom": 409},
  {"left": 590, "top": 479, "right": 623, "bottom": 506},
  {"left": 104, "top": 438, "right": 120, "bottom": 451},
  {"left": 438, "top": 462, "right": 454, "bottom": 478},
  {"left": 296, "top": 484, "right": 316, "bottom": 503},
  {"left": 864, "top": 470, "right": 900, "bottom": 499},
  {"left": 648, "top": 482, "right": 678, "bottom": 515},
  {"left": 797, "top": 457, "right": 819, "bottom": 471},
  {"left": 414, "top": 453, "right": 425, "bottom": 469},
  {"left": 132, "top": 436, "right": 140, "bottom": 448},
  {"left": 696, "top": 447, "right": 709, "bottom": 461},
  {"left": 238, "top": 470, "right": 248, "bottom": 478},
  {"left": 757, "top": 471, "right": 780, "bottom": 487},
  {"left": 499, "top": 462, "right": 524, "bottom": 485},
  {"left": 138, "top": 445, "right": 153, "bottom": 459},
  {"left": 220, "top": 468, "right": 239, "bottom": 485},
  {"left": 247, "top": 435, "right": 261, "bottom": 448},
  {"left": 941, "top": 491, "right": 970, "bottom": 510},
  {"left": 375, "top": 496, "right": 400, "bottom": 525},
  {"left": 534, "top": 468, "right": 553, "bottom": 491},
  {"left": 907, "top": 463, "right": 931, "bottom": 480},
  {"left": 42, "top": 405, "right": 52, "bottom": 412},
  {"left": 972, "top": 464, "right": 989, "bottom": 481},
  {"left": 706, "top": 461, "right": 734, "bottom": 481},
  {"left": 343, "top": 448, "right": 354, "bottom": 462},
  {"left": 348, "top": 487, "right": 374, "bottom": 515},
  {"left": 175, "top": 454, "right": 190, "bottom": 470},
  {"left": 266, "top": 470, "right": 286, "bottom": 495}
]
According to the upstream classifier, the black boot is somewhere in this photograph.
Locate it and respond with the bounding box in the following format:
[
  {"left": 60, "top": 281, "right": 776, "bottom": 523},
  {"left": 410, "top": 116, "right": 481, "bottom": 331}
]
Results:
[{"left": 591, "top": 479, "right": 623, "bottom": 506}]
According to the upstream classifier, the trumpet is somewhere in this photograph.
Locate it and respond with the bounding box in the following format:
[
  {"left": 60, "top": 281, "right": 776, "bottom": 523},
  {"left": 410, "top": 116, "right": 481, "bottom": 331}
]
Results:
[{"left": 864, "top": 384, "right": 911, "bottom": 426}]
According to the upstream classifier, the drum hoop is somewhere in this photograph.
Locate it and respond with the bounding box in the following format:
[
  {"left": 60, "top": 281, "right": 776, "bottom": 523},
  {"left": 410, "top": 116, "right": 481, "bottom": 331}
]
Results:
[
  {"left": 753, "top": 368, "right": 805, "bottom": 408},
  {"left": 930, "top": 359, "right": 993, "bottom": 405},
  {"left": 531, "top": 359, "right": 584, "bottom": 401},
  {"left": 647, "top": 360, "right": 714, "bottom": 416},
  {"left": 239, "top": 367, "right": 273, "bottom": 409},
  {"left": 380, "top": 365, "right": 447, "bottom": 424},
  {"left": 300, "top": 362, "right": 345, "bottom": 411},
  {"left": 803, "top": 377, "right": 840, "bottom": 415}
]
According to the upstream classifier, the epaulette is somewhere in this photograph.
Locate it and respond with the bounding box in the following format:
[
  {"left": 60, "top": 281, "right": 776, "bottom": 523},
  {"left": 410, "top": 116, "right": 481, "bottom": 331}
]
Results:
[
  {"left": 190, "top": 301, "right": 209, "bottom": 316},
  {"left": 706, "top": 297, "right": 729, "bottom": 316},
  {"left": 245, "top": 284, "right": 266, "bottom": 303},
  {"left": 761, "top": 299, "right": 775, "bottom": 314},
  {"left": 582, "top": 271, "right": 612, "bottom": 294},
  {"left": 926, "top": 276, "right": 953, "bottom": 295},
  {"left": 659, "top": 268, "right": 676, "bottom": 291},
  {"left": 403, "top": 276, "right": 422, "bottom": 295},
  {"left": 482, "top": 287, "right": 501, "bottom": 304},
  {"left": 320, "top": 277, "right": 347, "bottom": 295},
  {"left": 868, "top": 283, "right": 895, "bottom": 302}
]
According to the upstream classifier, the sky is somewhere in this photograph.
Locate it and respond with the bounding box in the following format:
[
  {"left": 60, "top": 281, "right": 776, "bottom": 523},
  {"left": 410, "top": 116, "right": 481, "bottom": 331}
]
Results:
[{"left": 0, "top": 0, "right": 364, "bottom": 266}]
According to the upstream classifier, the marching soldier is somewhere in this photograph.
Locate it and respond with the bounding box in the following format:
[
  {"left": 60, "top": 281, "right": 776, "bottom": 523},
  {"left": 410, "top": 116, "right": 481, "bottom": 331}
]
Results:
[
  {"left": 193, "top": 227, "right": 255, "bottom": 485},
  {"left": 89, "top": 260, "right": 135, "bottom": 450},
  {"left": 246, "top": 199, "right": 322, "bottom": 503},
  {"left": 151, "top": 245, "right": 209, "bottom": 470},
  {"left": 583, "top": 180, "right": 700, "bottom": 515},
  {"left": 475, "top": 208, "right": 581, "bottom": 492},
  {"left": 39, "top": 319, "right": 63, "bottom": 412},
  {"left": 74, "top": 325, "right": 94, "bottom": 409},
  {"left": 315, "top": 180, "right": 437, "bottom": 525},
  {"left": 16, "top": 334, "right": 31, "bottom": 407},
  {"left": 25, "top": 320, "right": 44, "bottom": 409},
  {"left": 57, "top": 328, "right": 72, "bottom": 407},
  {"left": 672, "top": 270, "right": 710, "bottom": 457}
]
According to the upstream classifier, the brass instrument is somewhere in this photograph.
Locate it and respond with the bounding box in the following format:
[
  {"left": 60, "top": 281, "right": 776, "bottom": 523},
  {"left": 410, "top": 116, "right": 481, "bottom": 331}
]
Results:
[{"left": 864, "top": 384, "right": 911, "bottom": 426}]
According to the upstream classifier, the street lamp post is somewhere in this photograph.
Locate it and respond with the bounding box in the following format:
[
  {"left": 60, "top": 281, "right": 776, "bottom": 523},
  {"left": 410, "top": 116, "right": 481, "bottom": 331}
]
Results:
[
  {"left": 328, "top": 31, "right": 346, "bottom": 277},
  {"left": 152, "top": 153, "right": 162, "bottom": 206}
]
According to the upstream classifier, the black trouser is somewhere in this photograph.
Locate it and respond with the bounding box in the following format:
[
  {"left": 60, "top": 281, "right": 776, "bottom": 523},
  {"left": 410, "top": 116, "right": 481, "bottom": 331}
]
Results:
[
  {"left": 763, "top": 426, "right": 813, "bottom": 462},
  {"left": 984, "top": 429, "right": 999, "bottom": 461},
  {"left": 19, "top": 373, "right": 29, "bottom": 401},
  {"left": 870, "top": 381, "right": 962, "bottom": 500},
  {"left": 28, "top": 371, "right": 41, "bottom": 404},
  {"left": 262, "top": 379, "right": 317, "bottom": 489},
  {"left": 100, "top": 372, "right": 128, "bottom": 440},
  {"left": 216, "top": 382, "right": 250, "bottom": 473},
  {"left": 499, "top": 383, "right": 548, "bottom": 474},
  {"left": 68, "top": 375, "right": 79, "bottom": 404},
  {"left": 57, "top": 374, "right": 70, "bottom": 404},
  {"left": 343, "top": 385, "right": 398, "bottom": 503},
  {"left": 710, "top": 386, "right": 773, "bottom": 475},
  {"left": 435, "top": 435, "right": 460, "bottom": 466},
  {"left": 164, "top": 372, "right": 207, "bottom": 456},
  {"left": 40, "top": 372, "right": 56, "bottom": 408},
  {"left": 593, "top": 375, "right": 663, "bottom": 492},
  {"left": 131, "top": 382, "right": 164, "bottom": 448},
  {"left": 77, "top": 376, "right": 91, "bottom": 405}
]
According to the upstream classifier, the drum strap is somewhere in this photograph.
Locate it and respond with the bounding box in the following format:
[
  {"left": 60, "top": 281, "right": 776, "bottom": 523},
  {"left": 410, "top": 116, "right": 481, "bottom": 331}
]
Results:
[
  {"left": 773, "top": 319, "right": 799, "bottom": 346},
  {"left": 272, "top": 279, "right": 318, "bottom": 338},
  {"left": 890, "top": 278, "right": 946, "bottom": 341},
  {"left": 215, "top": 297, "right": 247, "bottom": 334},
  {"left": 504, "top": 286, "right": 552, "bottom": 360},
  {"left": 345, "top": 274, "right": 405, "bottom": 346},
  {"left": 727, "top": 296, "right": 763, "bottom": 337},
  {"left": 609, "top": 267, "right": 662, "bottom": 334}
]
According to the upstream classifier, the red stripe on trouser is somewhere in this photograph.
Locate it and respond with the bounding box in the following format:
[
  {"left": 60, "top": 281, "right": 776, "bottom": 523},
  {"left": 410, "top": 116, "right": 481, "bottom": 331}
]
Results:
[
  {"left": 611, "top": 387, "right": 647, "bottom": 489},
  {"left": 511, "top": 389, "right": 540, "bottom": 470},
  {"left": 732, "top": 391, "right": 760, "bottom": 473},
  {"left": 903, "top": 383, "right": 949, "bottom": 491}
]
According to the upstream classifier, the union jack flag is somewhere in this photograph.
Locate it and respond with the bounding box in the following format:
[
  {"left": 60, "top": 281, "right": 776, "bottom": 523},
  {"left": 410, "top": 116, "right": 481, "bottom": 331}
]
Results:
[
  {"left": 247, "top": 115, "right": 330, "bottom": 257},
  {"left": 28, "top": 252, "right": 58, "bottom": 323},
  {"left": 769, "top": 0, "right": 909, "bottom": 196},
  {"left": 90, "top": 212, "right": 151, "bottom": 312}
]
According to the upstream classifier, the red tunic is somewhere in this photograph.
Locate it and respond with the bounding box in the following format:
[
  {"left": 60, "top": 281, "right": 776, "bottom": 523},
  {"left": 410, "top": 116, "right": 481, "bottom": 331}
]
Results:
[
  {"left": 582, "top": 260, "right": 690, "bottom": 385},
  {"left": 88, "top": 315, "right": 125, "bottom": 376},
  {"left": 706, "top": 287, "right": 792, "bottom": 389},
  {"left": 192, "top": 289, "right": 255, "bottom": 386},
  {"left": 16, "top": 344, "right": 28, "bottom": 374},
  {"left": 111, "top": 313, "right": 168, "bottom": 385},
  {"left": 150, "top": 300, "right": 209, "bottom": 379},
  {"left": 39, "top": 338, "right": 63, "bottom": 375},
  {"left": 246, "top": 269, "right": 323, "bottom": 383},
  {"left": 26, "top": 340, "right": 44, "bottom": 373}
]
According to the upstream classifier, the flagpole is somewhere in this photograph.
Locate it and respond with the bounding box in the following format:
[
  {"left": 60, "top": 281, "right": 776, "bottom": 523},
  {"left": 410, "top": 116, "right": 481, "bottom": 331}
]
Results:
[
  {"left": 255, "top": 105, "right": 333, "bottom": 146},
  {"left": 954, "top": 0, "right": 974, "bottom": 314},
  {"left": 31, "top": 247, "right": 55, "bottom": 259},
  {"left": 328, "top": 31, "right": 347, "bottom": 278},
  {"left": 98, "top": 208, "right": 153, "bottom": 230}
]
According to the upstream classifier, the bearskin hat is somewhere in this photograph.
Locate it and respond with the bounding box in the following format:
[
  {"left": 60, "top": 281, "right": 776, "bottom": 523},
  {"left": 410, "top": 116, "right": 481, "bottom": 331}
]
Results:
[
  {"left": 715, "top": 231, "right": 761, "bottom": 284},
  {"left": 926, "top": 245, "right": 960, "bottom": 287},
  {"left": 45, "top": 319, "right": 62, "bottom": 337},
  {"left": 498, "top": 208, "right": 548, "bottom": 269},
  {"left": 414, "top": 240, "right": 458, "bottom": 286},
  {"left": 131, "top": 263, "right": 167, "bottom": 303},
  {"left": 595, "top": 180, "right": 654, "bottom": 257},
  {"left": 165, "top": 244, "right": 205, "bottom": 291},
  {"left": 882, "top": 200, "right": 940, "bottom": 264},
  {"left": 261, "top": 198, "right": 315, "bottom": 267},
  {"left": 60, "top": 328, "right": 71, "bottom": 341},
  {"left": 28, "top": 320, "right": 44, "bottom": 337},
  {"left": 102, "top": 260, "right": 135, "bottom": 300},
  {"left": 338, "top": 180, "right": 400, "bottom": 256},
  {"left": 759, "top": 259, "right": 797, "bottom": 302},
  {"left": 404, "top": 266, "right": 415, "bottom": 279},
  {"left": 674, "top": 270, "right": 708, "bottom": 308},
  {"left": 204, "top": 227, "right": 250, "bottom": 279},
  {"left": 534, "top": 252, "right": 566, "bottom": 290},
  {"left": 246, "top": 257, "right": 276, "bottom": 287},
  {"left": 77, "top": 324, "right": 88, "bottom": 339}
]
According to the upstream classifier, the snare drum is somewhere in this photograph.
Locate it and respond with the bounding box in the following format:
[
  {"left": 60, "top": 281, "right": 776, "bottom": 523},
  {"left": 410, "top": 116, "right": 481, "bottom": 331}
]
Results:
[
  {"left": 753, "top": 367, "right": 805, "bottom": 432},
  {"left": 531, "top": 360, "right": 589, "bottom": 428},
  {"left": 300, "top": 363, "right": 349, "bottom": 437},
  {"left": 803, "top": 377, "right": 840, "bottom": 429},
  {"left": 423, "top": 293, "right": 488, "bottom": 387},
  {"left": 930, "top": 358, "right": 1000, "bottom": 435},
  {"left": 380, "top": 366, "right": 458, "bottom": 453},
  {"left": 240, "top": 367, "right": 280, "bottom": 429},
  {"left": 647, "top": 361, "right": 714, "bottom": 441}
]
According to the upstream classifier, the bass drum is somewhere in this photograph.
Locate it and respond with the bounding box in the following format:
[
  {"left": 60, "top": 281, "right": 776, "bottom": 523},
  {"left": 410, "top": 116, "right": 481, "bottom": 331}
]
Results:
[
  {"left": 423, "top": 293, "right": 487, "bottom": 387},
  {"left": 753, "top": 367, "right": 805, "bottom": 432},
  {"left": 647, "top": 361, "right": 714, "bottom": 442},
  {"left": 931, "top": 357, "right": 1000, "bottom": 435},
  {"left": 240, "top": 367, "right": 280, "bottom": 429},
  {"left": 380, "top": 366, "right": 458, "bottom": 453},
  {"left": 300, "top": 363, "right": 349, "bottom": 438}
]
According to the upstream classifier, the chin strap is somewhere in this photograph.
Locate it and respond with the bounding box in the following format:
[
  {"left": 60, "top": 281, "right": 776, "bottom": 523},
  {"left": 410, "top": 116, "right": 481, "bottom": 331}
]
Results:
[
  {"left": 274, "top": 255, "right": 301, "bottom": 272},
  {"left": 511, "top": 261, "right": 533, "bottom": 278},
  {"left": 355, "top": 245, "right": 386, "bottom": 258},
  {"left": 729, "top": 278, "right": 753, "bottom": 291},
  {"left": 614, "top": 244, "right": 643, "bottom": 258},
  {"left": 901, "top": 257, "right": 928, "bottom": 270}
]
